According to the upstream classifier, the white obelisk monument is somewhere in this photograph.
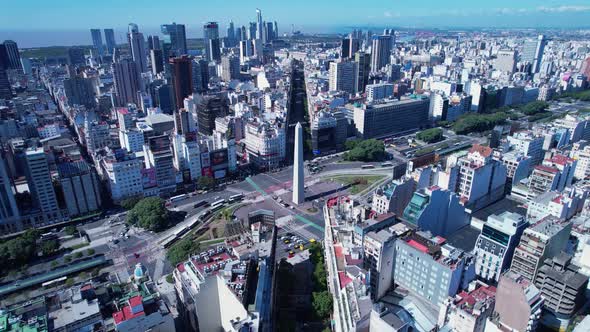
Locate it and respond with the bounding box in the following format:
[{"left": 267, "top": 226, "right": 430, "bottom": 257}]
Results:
[{"left": 292, "top": 122, "right": 304, "bottom": 205}]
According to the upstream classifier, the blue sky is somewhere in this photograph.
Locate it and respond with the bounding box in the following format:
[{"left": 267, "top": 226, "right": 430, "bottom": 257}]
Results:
[{"left": 1, "top": 0, "right": 590, "bottom": 47}]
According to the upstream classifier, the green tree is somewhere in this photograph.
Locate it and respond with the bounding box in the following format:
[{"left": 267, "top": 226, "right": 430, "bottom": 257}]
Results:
[
  {"left": 312, "top": 291, "right": 333, "bottom": 319},
  {"left": 41, "top": 240, "right": 60, "bottom": 256},
  {"left": 197, "top": 176, "right": 216, "bottom": 190},
  {"left": 64, "top": 255, "right": 72, "bottom": 263},
  {"left": 166, "top": 274, "right": 175, "bottom": 284},
  {"left": 64, "top": 225, "right": 78, "bottom": 236},
  {"left": 416, "top": 128, "right": 443, "bottom": 143},
  {"left": 520, "top": 101, "right": 549, "bottom": 115},
  {"left": 74, "top": 252, "right": 83, "bottom": 259},
  {"left": 126, "top": 197, "right": 169, "bottom": 231},
  {"left": 166, "top": 238, "right": 200, "bottom": 266},
  {"left": 86, "top": 248, "right": 95, "bottom": 256},
  {"left": 120, "top": 196, "right": 143, "bottom": 210},
  {"left": 343, "top": 139, "right": 385, "bottom": 162},
  {"left": 50, "top": 260, "right": 59, "bottom": 268}
]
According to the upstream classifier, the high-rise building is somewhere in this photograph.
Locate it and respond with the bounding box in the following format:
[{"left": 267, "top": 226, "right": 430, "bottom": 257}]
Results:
[
  {"left": 203, "top": 22, "right": 221, "bottom": 62},
  {"left": 329, "top": 59, "right": 359, "bottom": 94},
  {"left": 67, "top": 47, "right": 86, "bottom": 66},
  {"left": 57, "top": 161, "right": 102, "bottom": 218},
  {"left": 239, "top": 40, "right": 253, "bottom": 62},
  {"left": 366, "top": 83, "right": 394, "bottom": 102},
  {"left": 265, "top": 22, "right": 274, "bottom": 43},
  {"left": 243, "top": 120, "right": 286, "bottom": 170},
  {"left": 161, "top": 23, "right": 187, "bottom": 58},
  {"left": 372, "top": 178, "right": 415, "bottom": 215},
  {"left": 292, "top": 122, "right": 304, "bottom": 205},
  {"left": 3, "top": 40, "right": 22, "bottom": 70},
  {"left": 100, "top": 150, "right": 143, "bottom": 201},
  {"left": 226, "top": 21, "right": 236, "bottom": 47},
  {"left": 370, "top": 35, "right": 392, "bottom": 72},
  {"left": 169, "top": 56, "right": 193, "bottom": 109},
  {"left": 192, "top": 58, "right": 209, "bottom": 93},
  {"left": 147, "top": 35, "right": 160, "bottom": 50},
  {"left": 438, "top": 282, "right": 496, "bottom": 332},
  {"left": 0, "top": 67, "right": 12, "bottom": 100},
  {"left": 104, "top": 28, "right": 117, "bottom": 55},
  {"left": 128, "top": 23, "right": 148, "bottom": 72},
  {"left": 25, "top": 147, "right": 60, "bottom": 218},
  {"left": 522, "top": 35, "right": 547, "bottom": 74},
  {"left": 197, "top": 93, "right": 228, "bottom": 135},
  {"left": 0, "top": 153, "right": 19, "bottom": 235},
  {"left": 90, "top": 29, "right": 104, "bottom": 57},
  {"left": 355, "top": 51, "right": 371, "bottom": 93},
  {"left": 495, "top": 50, "right": 517, "bottom": 74},
  {"left": 145, "top": 134, "right": 176, "bottom": 194},
  {"left": 474, "top": 212, "right": 528, "bottom": 282},
  {"left": 64, "top": 75, "right": 96, "bottom": 109},
  {"left": 150, "top": 49, "right": 164, "bottom": 75},
  {"left": 490, "top": 270, "right": 544, "bottom": 332},
  {"left": 363, "top": 229, "right": 395, "bottom": 300},
  {"left": 221, "top": 55, "right": 240, "bottom": 82},
  {"left": 113, "top": 59, "right": 141, "bottom": 106},
  {"left": 511, "top": 216, "right": 572, "bottom": 282},
  {"left": 256, "top": 8, "right": 263, "bottom": 40}
]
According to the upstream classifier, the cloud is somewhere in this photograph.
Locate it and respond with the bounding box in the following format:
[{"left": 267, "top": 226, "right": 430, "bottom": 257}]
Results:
[
  {"left": 537, "top": 5, "right": 590, "bottom": 13},
  {"left": 383, "top": 11, "right": 401, "bottom": 18}
]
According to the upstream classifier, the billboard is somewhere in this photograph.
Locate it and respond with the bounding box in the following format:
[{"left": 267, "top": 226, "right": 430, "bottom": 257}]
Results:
[{"left": 210, "top": 149, "right": 228, "bottom": 166}]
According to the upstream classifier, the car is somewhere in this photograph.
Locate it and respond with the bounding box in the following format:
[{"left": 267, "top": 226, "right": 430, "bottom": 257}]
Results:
[
  {"left": 288, "top": 251, "right": 295, "bottom": 258},
  {"left": 299, "top": 244, "right": 304, "bottom": 250},
  {"left": 283, "top": 239, "right": 290, "bottom": 244},
  {"left": 309, "top": 238, "right": 316, "bottom": 243},
  {"left": 288, "top": 243, "right": 294, "bottom": 248}
]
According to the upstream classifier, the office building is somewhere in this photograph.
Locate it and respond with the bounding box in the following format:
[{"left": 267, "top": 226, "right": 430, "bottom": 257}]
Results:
[
  {"left": 90, "top": 29, "right": 104, "bottom": 56},
  {"left": 169, "top": 56, "right": 193, "bottom": 109},
  {"left": 100, "top": 150, "right": 143, "bottom": 201},
  {"left": 495, "top": 50, "right": 517, "bottom": 74},
  {"left": 372, "top": 178, "right": 415, "bottom": 215},
  {"left": 394, "top": 232, "right": 476, "bottom": 306},
  {"left": 507, "top": 131, "right": 544, "bottom": 166},
  {"left": 161, "top": 23, "right": 187, "bottom": 58},
  {"left": 437, "top": 282, "right": 496, "bottom": 332},
  {"left": 243, "top": 119, "right": 286, "bottom": 170},
  {"left": 150, "top": 49, "right": 164, "bottom": 75},
  {"left": 522, "top": 35, "right": 547, "bottom": 74},
  {"left": 535, "top": 253, "right": 588, "bottom": 330},
  {"left": 192, "top": 58, "right": 209, "bottom": 93},
  {"left": 145, "top": 135, "right": 176, "bottom": 195},
  {"left": 363, "top": 229, "right": 395, "bottom": 300},
  {"left": 128, "top": 23, "right": 148, "bottom": 73},
  {"left": 489, "top": 270, "right": 543, "bottom": 332},
  {"left": 511, "top": 216, "right": 572, "bottom": 282},
  {"left": 370, "top": 35, "right": 392, "bottom": 72},
  {"left": 0, "top": 67, "right": 12, "bottom": 99},
  {"left": 197, "top": 93, "right": 229, "bottom": 135},
  {"left": 256, "top": 8, "right": 263, "bottom": 40},
  {"left": 0, "top": 154, "right": 19, "bottom": 235},
  {"left": 57, "top": 161, "right": 102, "bottom": 218},
  {"left": 25, "top": 147, "right": 60, "bottom": 220},
  {"left": 113, "top": 59, "right": 141, "bottom": 106},
  {"left": 221, "top": 55, "right": 240, "bottom": 82},
  {"left": 68, "top": 47, "right": 86, "bottom": 66},
  {"left": 2, "top": 40, "right": 22, "bottom": 70},
  {"left": 403, "top": 186, "right": 470, "bottom": 237},
  {"left": 64, "top": 75, "right": 96, "bottom": 109},
  {"left": 104, "top": 29, "right": 117, "bottom": 54},
  {"left": 474, "top": 212, "right": 527, "bottom": 282},
  {"left": 329, "top": 59, "right": 359, "bottom": 94},
  {"left": 528, "top": 155, "right": 576, "bottom": 195},
  {"left": 366, "top": 83, "right": 394, "bottom": 102},
  {"left": 204, "top": 22, "right": 221, "bottom": 62},
  {"left": 353, "top": 96, "right": 430, "bottom": 139},
  {"left": 453, "top": 144, "right": 507, "bottom": 211},
  {"left": 355, "top": 51, "right": 371, "bottom": 93},
  {"left": 429, "top": 92, "right": 449, "bottom": 120}
]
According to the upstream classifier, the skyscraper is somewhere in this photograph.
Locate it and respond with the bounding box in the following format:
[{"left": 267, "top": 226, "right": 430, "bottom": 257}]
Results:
[
  {"left": 248, "top": 22, "right": 257, "bottom": 40},
  {"left": 104, "top": 28, "right": 117, "bottom": 55},
  {"left": 147, "top": 35, "right": 160, "bottom": 50},
  {"left": 0, "top": 153, "right": 19, "bottom": 233},
  {"left": 64, "top": 75, "right": 96, "bottom": 109},
  {"left": 25, "top": 147, "right": 59, "bottom": 217},
  {"left": 355, "top": 51, "right": 371, "bottom": 93},
  {"left": 192, "top": 58, "right": 209, "bottom": 93},
  {"left": 203, "top": 22, "right": 221, "bottom": 62},
  {"left": 495, "top": 50, "right": 517, "bottom": 74},
  {"left": 90, "top": 29, "right": 104, "bottom": 56},
  {"left": 170, "top": 56, "right": 193, "bottom": 109},
  {"left": 531, "top": 35, "right": 547, "bottom": 74},
  {"left": 113, "top": 59, "right": 141, "bottom": 106},
  {"left": 292, "top": 122, "right": 304, "bottom": 205},
  {"left": 370, "top": 35, "right": 392, "bottom": 72},
  {"left": 274, "top": 21, "right": 278, "bottom": 39},
  {"left": 221, "top": 55, "right": 240, "bottom": 82},
  {"left": 161, "top": 23, "right": 187, "bottom": 58},
  {"left": 2, "top": 40, "right": 22, "bottom": 71},
  {"left": 128, "top": 23, "right": 148, "bottom": 73},
  {"left": 150, "top": 49, "right": 164, "bottom": 75},
  {"left": 226, "top": 21, "right": 236, "bottom": 47},
  {"left": 265, "top": 22, "right": 274, "bottom": 43},
  {"left": 329, "top": 59, "right": 359, "bottom": 94},
  {"left": 256, "top": 8, "right": 263, "bottom": 40},
  {"left": 0, "top": 46, "right": 12, "bottom": 99}
]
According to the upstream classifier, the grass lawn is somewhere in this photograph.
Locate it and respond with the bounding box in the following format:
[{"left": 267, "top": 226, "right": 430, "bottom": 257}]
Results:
[{"left": 326, "top": 175, "right": 386, "bottom": 194}]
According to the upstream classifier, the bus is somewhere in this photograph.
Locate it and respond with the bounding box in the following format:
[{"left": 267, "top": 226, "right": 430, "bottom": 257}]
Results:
[
  {"left": 210, "top": 199, "right": 226, "bottom": 211},
  {"left": 228, "top": 194, "right": 244, "bottom": 202},
  {"left": 169, "top": 194, "right": 188, "bottom": 203},
  {"left": 380, "top": 162, "right": 393, "bottom": 167},
  {"left": 198, "top": 210, "right": 212, "bottom": 221},
  {"left": 361, "top": 164, "right": 375, "bottom": 169},
  {"left": 41, "top": 232, "right": 58, "bottom": 241},
  {"left": 193, "top": 200, "right": 209, "bottom": 209}
]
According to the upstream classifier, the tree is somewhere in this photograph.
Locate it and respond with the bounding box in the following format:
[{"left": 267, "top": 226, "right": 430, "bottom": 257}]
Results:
[
  {"left": 416, "top": 128, "right": 443, "bottom": 143},
  {"left": 520, "top": 101, "right": 549, "bottom": 115},
  {"left": 86, "top": 248, "right": 95, "bottom": 256},
  {"left": 167, "top": 238, "right": 200, "bottom": 266},
  {"left": 312, "top": 291, "right": 333, "bottom": 319},
  {"left": 197, "top": 176, "right": 216, "bottom": 190},
  {"left": 41, "top": 240, "right": 60, "bottom": 256},
  {"left": 74, "top": 252, "right": 83, "bottom": 259},
  {"left": 120, "top": 196, "right": 142, "bottom": 210},
  {"left": 343, "top": 139, "right": 386, "bottom": 162},
  {"left": 126, "top": 197, "right": 169, "bottom": 231},
  {"left": 166, "top": 274, "right": 175, "bottom": 284},
  {"left": 64, "top": 255, "right": 72, "bottom": 263},
  {"left": 64, "top": 225, "right": 78, "bottom": 236},
  {"left": 50, "top": 261, "right": 59, "bottom": 268}
]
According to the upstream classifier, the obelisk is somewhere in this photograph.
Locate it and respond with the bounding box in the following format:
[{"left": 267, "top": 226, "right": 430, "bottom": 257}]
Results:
[{"left": 292, "top": 122, "right": 304, "bottom": 205}]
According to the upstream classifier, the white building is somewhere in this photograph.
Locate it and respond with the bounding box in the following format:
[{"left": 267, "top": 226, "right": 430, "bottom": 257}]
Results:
[
  {"left": 243, "top": 119, "right": 286, "bottom": 170},
  {"left": 526, "top": 189, "right": 587, "bottom": 223},
  {"left": 100, "top": 151, "right": 144, "bottom": 201},
  {"left": 366, "top": 83, "right": 394, "bottom": 102},
  {"left": 329, "top": 59, "right": 359, "bottom": 95},
  {"left": 507, "top": 131, "right": 545, "bottom": 166}
]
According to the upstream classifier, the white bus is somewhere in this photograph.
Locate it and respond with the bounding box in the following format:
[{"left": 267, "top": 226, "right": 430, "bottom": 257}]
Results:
[
  {"left": 169, "top": 194, "right": 188, "bottom": 203},
  {"left": 228, "top": 194, "right": 244, "bottom": 202},
  {"left": 361, "top": 164, "right": 375, "bottom": 169},
  {"left": 210, "top": 199, "right": 226, "bottom": 211}
]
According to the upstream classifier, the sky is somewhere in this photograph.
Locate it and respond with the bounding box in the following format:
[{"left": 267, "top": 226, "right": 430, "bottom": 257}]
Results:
[{"left": 1, "top": 0, "right": 590, "bottom": 47}]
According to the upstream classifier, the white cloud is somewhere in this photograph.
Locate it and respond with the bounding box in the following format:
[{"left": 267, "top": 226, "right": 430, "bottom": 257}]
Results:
[{"left": 537, "top": 5, "right": 590, "bottom": 13}]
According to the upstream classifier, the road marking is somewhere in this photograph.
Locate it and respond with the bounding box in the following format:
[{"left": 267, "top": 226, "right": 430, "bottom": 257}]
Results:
[
  {"left": 246, "top": 177, "right": 267, "bottom": 196},
  {"left": 294, "top": 214, "right": 324, "bottom": 232}
]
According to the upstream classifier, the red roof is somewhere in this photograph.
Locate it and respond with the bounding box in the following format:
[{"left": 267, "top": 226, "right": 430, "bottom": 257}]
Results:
[
  {"left": 112, "top": 304, "right": 146, "bottom": 325},
  {"left": 334, "top": 245, "right": 344, "bottom": 258},
  {"left": 469, "top": 144, "right": 492, "bottom": 158},
  {"left": 128, "top": 295, "right": 143, "bottom": 307},
  {"left": 112, "top": 311, "right": 125, "bottom": 325},
  {"left": 535, "top": 165, "right": 559, "bottom": 174},
  {"left": 338, "top": 272, "right": 353, "bottom": 288},
  {"left": 551, "top": 154, "right": 574, "bottom": 166},
  {"left": 407, "top": 239, "right": 429, "bottom": 253},
  {"left": 117, "top": 107, "right": 129, "bottom": 115},
  {"left": 176, "top": 263, "right": 185, "bottom": 273}
]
